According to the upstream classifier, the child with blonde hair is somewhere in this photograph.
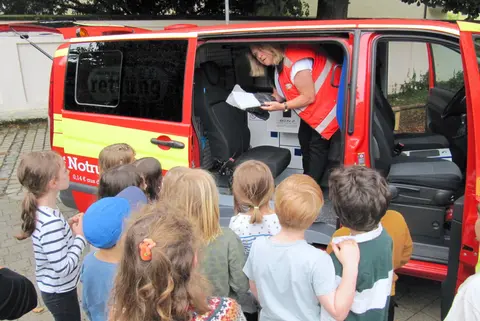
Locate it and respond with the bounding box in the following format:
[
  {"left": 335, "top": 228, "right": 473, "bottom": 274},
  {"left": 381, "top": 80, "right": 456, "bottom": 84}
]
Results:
[
  {"left": 98, "top": 143, "right": 135, "bottom": 174},
  {"left": 16, "top": 151, "right": 86, "bottom": 321},
  {"left": 160, "top": 168, "right": 250, "bottom": 307},
  {"left": 229, "top": 160, "right": 280, "bottom": 256},
  {"left": 109, "top": 202, "right": 247, "bottom": 321},
  {"left": 243, "top": 174, "right": 360, "bottom": 321}
]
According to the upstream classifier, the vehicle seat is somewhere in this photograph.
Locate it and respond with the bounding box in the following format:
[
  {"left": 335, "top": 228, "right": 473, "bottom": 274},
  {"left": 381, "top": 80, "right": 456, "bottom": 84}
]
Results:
[
  {"left": 194, "top": 61, "right": 291, "bottom": 178},
  {"left": 372, "top": 107, "right": 462, "bottom": 205},
  {"left": 374, "top": 86, "right": 449, "bottom": 151}
]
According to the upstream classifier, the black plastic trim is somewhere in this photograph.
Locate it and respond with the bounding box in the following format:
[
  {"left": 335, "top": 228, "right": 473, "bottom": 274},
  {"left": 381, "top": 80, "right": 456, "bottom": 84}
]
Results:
[
  {"left": 59, "top": 182, "right": 97, "bottom": 210},
  {"left": 441, "top": 196, "right": 464, "bottom": 319}
]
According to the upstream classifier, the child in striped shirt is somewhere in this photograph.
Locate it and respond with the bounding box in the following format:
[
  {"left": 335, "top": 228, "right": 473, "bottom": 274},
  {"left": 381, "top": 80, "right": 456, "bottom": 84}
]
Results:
[
  {"left": 229, "top": 160, "right": 281, "bottom": 256},
  {"left": 16, "top": 151, "right": 86, "bottom": 321}
]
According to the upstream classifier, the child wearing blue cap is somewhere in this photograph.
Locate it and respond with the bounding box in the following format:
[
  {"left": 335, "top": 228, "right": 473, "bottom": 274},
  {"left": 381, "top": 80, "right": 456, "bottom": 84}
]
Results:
[{"left": 80, "top": 186, "right": 147, "bottom": 321}]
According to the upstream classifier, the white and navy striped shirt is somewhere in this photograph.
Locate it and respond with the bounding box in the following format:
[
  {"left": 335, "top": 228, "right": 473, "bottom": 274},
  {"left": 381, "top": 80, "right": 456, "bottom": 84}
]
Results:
[
  {"left": 32, "top": 206, "right": 86, "bottom": 293},
  {"left": 229, "top": 213, "right": 281, "bottom": 256}
]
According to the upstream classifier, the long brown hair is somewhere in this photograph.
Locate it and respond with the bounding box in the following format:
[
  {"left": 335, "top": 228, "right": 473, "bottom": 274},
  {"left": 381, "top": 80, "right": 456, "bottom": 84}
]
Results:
[
  {"left": 232, "top": 160, "right": 275, "bottom": 224},
  {"left": 16, "top": 151, "right": 63, "bottom": 240},
  {"left": 160, "top": 168, "right": 222, "bottom": 243},
  {"left": 109, "top": 202, "right": 210, "bottom": 321},
  {"left": 133, "top": 157, "right": 162, "bottom": 201}
]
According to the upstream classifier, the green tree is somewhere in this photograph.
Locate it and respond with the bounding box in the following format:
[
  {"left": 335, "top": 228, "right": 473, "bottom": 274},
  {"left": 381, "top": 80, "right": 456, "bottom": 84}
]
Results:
[
  {"left": 400, "top": 0, "right": 480, "bottom": 20},
  {"left": 0, "top": 0, "right": 311, "bottom": 16},
  {"left": 316, "top": 0, "right": 349, "bottom": 19}
]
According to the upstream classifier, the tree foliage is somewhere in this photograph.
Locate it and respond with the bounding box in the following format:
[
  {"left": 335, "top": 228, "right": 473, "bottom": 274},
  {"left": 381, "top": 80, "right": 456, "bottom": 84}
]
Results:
[
  {"left": 400, "top": 0, "right": 480, "bottom": 20},
  {"left": 0, "top": 0, "right": 311, "bottom": 16}
]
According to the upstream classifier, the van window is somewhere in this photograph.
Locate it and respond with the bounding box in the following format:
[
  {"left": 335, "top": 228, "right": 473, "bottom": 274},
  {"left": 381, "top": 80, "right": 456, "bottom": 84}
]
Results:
[
  {"left": 64, "top": 40, "right": 188, "bottom": 122},
  {"left": 431, "top": 44, "right": 463, "bottom": 93}
]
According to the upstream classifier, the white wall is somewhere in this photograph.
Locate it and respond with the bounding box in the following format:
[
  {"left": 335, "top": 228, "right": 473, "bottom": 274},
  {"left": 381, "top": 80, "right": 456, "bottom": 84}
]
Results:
[{"left": 0, "top": 32, "right": 63, "bottom": 121}]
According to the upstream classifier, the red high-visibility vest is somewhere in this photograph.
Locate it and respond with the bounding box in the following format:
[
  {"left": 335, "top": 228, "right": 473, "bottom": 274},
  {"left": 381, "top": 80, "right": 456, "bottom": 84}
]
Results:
[{"left": 277, "top": 45, "right": 341, "bottom": 140}]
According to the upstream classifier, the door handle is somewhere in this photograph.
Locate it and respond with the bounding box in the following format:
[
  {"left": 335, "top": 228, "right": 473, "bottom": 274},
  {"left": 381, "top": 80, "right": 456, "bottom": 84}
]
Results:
[
  {"left": 150, "top": 138, "right": 185, "bottom": 149},
  {"left": 330, "top": 64, "right": 342, "bottom": 88}
]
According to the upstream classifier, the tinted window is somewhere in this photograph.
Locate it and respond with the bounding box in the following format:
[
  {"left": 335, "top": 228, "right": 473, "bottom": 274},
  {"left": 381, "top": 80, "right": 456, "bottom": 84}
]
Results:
[{"left": 65, "top": 40, "right": 188, "bottom": 122}]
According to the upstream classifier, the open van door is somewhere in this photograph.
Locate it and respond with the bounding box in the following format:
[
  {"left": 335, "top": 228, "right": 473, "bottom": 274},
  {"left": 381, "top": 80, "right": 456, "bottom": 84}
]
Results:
[{"left": 441, "top": 21, "right": 480, "bottom": 319}]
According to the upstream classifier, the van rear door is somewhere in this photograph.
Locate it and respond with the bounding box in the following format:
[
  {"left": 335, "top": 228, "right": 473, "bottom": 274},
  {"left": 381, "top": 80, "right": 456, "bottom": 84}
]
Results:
[{"left": 58, "top": 34, "right": 197, "bottom": 212}]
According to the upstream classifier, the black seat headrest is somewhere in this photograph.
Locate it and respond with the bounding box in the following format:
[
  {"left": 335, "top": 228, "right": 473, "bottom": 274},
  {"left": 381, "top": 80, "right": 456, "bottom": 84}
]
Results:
[{"left": 200, "top": 61, "right": 221, "bottom": 85}]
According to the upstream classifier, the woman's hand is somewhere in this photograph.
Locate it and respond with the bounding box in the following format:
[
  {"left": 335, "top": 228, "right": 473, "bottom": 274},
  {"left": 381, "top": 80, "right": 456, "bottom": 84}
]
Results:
[
  {"left": 261, "top": 101, "right": 285, "bottom": 111},
  {"left": 272, "top": 88, "right": 284, "bottom": 102}
]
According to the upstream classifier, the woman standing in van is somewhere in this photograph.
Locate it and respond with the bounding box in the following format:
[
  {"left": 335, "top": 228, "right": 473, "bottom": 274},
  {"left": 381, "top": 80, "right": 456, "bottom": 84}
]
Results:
[{"left": 247, "top": 44, "right": 341, "bottom": 185}]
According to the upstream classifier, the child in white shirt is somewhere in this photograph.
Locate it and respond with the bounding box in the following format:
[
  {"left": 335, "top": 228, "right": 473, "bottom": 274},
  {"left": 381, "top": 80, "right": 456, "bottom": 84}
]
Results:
[
  {"left": 444, "top": 202, "right": 480, "bottom": 321},
  {"left": 229, "top": 160, "right": 281, "bottom": 256}
]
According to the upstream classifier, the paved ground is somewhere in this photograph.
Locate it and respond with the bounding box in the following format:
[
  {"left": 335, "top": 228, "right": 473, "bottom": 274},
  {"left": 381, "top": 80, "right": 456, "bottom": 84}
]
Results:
[{"left": 0, "top": 120, "right": 443, "bottom": 321}]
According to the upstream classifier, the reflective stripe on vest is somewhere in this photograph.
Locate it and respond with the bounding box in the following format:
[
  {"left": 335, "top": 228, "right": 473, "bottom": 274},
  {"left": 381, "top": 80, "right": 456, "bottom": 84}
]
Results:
[
  {"left": 296, "top": 59, "right": 333, "bottom": 113},
  {"left": 315, "top": 104, "right": 337, "bottom": 133}
]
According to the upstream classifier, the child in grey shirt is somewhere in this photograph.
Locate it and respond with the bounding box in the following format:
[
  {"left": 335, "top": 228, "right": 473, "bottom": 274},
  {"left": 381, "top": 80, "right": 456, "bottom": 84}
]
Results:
[{"left": 243, "top": 174, "right": 359, "bottom": 321}]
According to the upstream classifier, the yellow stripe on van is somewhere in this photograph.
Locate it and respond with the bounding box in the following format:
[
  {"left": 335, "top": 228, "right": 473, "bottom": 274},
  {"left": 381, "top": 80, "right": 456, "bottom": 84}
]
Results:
[
  {"left": 458, "top": 21, "right": 480, "bottom": 33},
  {"left": 54, "top": 48, "right": 69, "bottom": 58},
  {"left": 62, "top": 118, "right": 189, "bottom": 170},
  {"left": 52, "top": 114, "right": 64, "bottom": 148},
  {"left": 53, "top": 133, "right": 64, "bottom": 148}
]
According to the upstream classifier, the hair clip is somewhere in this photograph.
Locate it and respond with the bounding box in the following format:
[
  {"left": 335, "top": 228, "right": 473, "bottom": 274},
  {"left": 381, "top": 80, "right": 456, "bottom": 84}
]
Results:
[{"left": 139, "top": 238, "right": 156, "bottom": 261}]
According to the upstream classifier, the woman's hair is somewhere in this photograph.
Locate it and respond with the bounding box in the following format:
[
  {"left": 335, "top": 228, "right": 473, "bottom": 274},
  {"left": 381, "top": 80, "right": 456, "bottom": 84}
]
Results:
[
  {"left": 160, "top": 168, "right": 222, "bottom": 243},
  {"left": 232, "top": 160, "right": 275, "bottom": 224},
  {"left": 133, "top": 157, "right": 162, "bottom": 201},
  {"left": 16, "top": 151, "right": 63, "bottom": 240},
  {"left": 109, "top": 202, "right": 211, "bottom": 321},
  {"left": 247, "top": 44, "right": 284, "bottom": 77},
  {"left": 97, "top": 164, "right": 143, "bottom": 199},
  {"left": 98, "top": 143, "right": 136, "bottom": 174}
]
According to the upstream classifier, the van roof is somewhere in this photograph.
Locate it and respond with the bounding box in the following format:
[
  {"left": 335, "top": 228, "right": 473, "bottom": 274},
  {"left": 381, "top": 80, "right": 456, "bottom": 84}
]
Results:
[{"left": 66, "top": 18, "right": 462, "bottom": 43}]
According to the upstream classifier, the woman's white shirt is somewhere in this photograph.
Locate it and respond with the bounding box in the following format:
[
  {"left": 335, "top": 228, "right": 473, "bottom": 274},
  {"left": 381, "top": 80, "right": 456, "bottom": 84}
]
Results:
[{"left": 274, "top": 58, "right": 313, "bottom": 99}]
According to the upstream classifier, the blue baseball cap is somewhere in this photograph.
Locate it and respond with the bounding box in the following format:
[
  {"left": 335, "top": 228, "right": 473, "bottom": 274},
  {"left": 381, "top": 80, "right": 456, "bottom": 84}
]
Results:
[{"left": 83, "top": 186, "right": 147, "bottom": 249}]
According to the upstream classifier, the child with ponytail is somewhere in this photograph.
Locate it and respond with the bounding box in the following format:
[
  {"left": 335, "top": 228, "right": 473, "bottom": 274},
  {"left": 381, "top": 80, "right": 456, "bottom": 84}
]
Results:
[
  {"left": 109, "top": 202, "right": 247, "bottom": 321},
  {"left": 17, "top": 151, "right": 86, "bottom": 321},
  {"left": 229, "top": 160, "right": 281, "bottom": 256}
]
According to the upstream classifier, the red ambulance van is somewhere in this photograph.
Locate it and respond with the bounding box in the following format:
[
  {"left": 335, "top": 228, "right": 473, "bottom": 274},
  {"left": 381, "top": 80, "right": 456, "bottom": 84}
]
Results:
[{"left": 3, "top": 19, "right": 480, "bottom": 318}]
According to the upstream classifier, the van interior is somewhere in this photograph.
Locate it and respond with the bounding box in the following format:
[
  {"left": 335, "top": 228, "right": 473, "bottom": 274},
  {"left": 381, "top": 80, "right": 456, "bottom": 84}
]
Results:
[
  {"left": 192, "top": 41, "right": 346, "bottom": 239},
  {"left": 193, "top": 39, "right": 468, "bottom": 264}
]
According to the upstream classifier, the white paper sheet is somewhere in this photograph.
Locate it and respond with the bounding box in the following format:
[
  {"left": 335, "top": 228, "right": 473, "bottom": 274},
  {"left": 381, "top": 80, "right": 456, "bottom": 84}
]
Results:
[{"left": 226, "top": 84, "right": 274, "bottom": 110}]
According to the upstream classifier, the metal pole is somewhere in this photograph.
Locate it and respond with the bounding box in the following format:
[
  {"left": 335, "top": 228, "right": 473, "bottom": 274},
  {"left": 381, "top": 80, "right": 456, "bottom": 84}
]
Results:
[
  {"left": 225, "top": 0, "right": 230, "bottom": 24},
  {"left": 10, "top": 27, "right": 53, "bottom": 61}
]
